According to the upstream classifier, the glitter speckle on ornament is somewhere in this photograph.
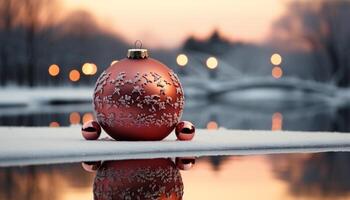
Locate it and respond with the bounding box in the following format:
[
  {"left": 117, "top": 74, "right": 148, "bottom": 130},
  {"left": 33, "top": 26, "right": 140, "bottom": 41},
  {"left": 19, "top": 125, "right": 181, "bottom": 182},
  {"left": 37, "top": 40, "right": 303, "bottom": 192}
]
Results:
[{"left": 93, "top": 44, "right": 185, "bottom": 141}]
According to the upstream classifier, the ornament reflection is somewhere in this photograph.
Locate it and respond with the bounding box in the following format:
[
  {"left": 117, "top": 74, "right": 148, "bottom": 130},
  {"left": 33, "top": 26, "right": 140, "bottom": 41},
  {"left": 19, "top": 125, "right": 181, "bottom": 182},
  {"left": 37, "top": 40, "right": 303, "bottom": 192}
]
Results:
[
  {"left": 82, "top": 161, "right": 102, "bottom": 173},
  {"left": 175, "top": 157, "right": 196, "bottom": 171},
  {"left": 82, "top": 157, "right": 196, "bottom": 200}
]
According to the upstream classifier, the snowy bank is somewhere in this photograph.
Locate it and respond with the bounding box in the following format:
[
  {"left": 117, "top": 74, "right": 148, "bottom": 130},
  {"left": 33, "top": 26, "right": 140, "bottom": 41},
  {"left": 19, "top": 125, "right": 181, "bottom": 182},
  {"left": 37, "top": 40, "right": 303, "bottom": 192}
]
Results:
[{"left": 1, "top": 127, "right": 350, "bottom": 166}]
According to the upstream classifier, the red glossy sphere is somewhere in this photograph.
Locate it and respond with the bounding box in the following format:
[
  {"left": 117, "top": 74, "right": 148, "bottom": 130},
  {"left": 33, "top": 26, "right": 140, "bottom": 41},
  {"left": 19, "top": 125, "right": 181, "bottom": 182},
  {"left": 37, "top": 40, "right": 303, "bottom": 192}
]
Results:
[
  {"left": 93, "top": 57, "right": 184, "bottom": 141},
  {"left": 93, "top": 158, "right": 184, "bottom": 200},
  {"left": 82, "top": 120, "right": 101, "bottom": 140},
  {"left": 175, "top": 157, "right": 196, "bottom": 170},
  {"left": 175, "top": 121, "right": 195, "bottom": 141}
]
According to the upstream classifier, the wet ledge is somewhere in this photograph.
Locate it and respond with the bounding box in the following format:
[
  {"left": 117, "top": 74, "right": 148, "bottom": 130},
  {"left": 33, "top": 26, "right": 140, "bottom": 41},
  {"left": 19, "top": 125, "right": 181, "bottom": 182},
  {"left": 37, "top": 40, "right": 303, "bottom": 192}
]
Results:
[{"left": 1, "top": 127, "right": 350, "bottom": 167}]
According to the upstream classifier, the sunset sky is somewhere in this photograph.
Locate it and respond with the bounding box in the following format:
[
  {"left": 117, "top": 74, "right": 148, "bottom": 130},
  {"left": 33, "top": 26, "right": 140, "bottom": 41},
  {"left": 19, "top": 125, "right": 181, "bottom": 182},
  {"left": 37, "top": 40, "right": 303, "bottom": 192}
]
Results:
[{"left": 63, "top": 0, "right": 290, "bottom": 48}]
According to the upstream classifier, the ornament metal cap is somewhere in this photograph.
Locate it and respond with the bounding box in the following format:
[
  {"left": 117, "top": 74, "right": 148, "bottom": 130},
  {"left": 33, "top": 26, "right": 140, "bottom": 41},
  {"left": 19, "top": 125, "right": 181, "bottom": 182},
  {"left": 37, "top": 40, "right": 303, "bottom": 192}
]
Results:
[
  {"left": 127, "top": 40, "right": 149, "bottom": 59},
  {"left": 127, "top": 49, "right": 149, "bottom": 59}
]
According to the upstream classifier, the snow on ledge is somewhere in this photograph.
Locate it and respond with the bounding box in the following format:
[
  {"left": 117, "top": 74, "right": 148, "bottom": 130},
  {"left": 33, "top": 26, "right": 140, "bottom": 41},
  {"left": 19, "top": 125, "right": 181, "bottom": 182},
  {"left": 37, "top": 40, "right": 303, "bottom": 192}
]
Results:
[{"left": 1, "top": 127, "right": 350, "bottom": 166}]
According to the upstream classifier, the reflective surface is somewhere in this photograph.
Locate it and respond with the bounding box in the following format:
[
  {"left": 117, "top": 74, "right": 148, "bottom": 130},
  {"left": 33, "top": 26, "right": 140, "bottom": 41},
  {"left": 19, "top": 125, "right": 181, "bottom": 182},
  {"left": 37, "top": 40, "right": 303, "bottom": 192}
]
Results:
[{"left": 2, "top": 154, "right": 350, "bottom": 200}]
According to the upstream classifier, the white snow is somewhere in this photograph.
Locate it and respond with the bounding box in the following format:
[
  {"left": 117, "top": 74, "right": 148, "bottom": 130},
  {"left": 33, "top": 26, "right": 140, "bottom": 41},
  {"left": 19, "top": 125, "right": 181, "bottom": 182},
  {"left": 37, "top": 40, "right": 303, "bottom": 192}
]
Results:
[{"left": 1, "top": 127, "right": 350, "bottom": 166}]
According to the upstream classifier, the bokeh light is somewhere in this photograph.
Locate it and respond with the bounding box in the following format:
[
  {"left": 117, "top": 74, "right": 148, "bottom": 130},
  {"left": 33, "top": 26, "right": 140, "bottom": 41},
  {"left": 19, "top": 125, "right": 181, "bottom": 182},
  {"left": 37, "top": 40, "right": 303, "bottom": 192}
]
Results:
[
  {"left": 272, "top": 66, "right": 283, "bottom": 79},
  {"left": 82, "top": 112, "right": 94, "bottom": 123},
  {"left": 110, "top": 60, "right": 119, "bottom": 66},
  {"left": 69, "top": 69, "right": 81, "bottom": 82},
  {"left": 270, "top": 53, "right": 282, "bottom": 65},
  {"left": 207, "top": 121, "right": 218, "bottom": 130},
  {"left": 49, "top": 121, "right": 60, "bottom": 127},
  {"left": 69, "top": 112, "right": 81, "bottom": 124},
  {"left": 176, "top": 54, "right": 188, "bottom": 67},
  {"left": 82, "top": 63, "right": 97, "bottom": 75},
  {"left": 48, "top": 64, "right": 60, "bottom": 77},
  {"left": 206, "top": 57, "right": 218, "bottom": 69},
  {"left": 272, "top": 112, "right": 283, "bottom": 131}
]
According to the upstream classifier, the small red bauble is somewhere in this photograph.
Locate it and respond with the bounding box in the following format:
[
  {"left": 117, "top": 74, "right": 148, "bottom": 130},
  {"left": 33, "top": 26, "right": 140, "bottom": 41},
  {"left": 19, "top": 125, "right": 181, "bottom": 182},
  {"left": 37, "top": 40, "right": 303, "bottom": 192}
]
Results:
[
  {"left": 175, "top": 157, "right": 196, "bottom": 170},
  {"left": 93, "top": 158, "right": 184, "bottom": 200},
  {"left": 175, "top": 121, "right": 195, "bottom": 141},
  {"left": 82, "top": 120, "right": 101, "bottom": 140},
  {"left": 93, "top": 48, "right": 184, "bottom": 141}
]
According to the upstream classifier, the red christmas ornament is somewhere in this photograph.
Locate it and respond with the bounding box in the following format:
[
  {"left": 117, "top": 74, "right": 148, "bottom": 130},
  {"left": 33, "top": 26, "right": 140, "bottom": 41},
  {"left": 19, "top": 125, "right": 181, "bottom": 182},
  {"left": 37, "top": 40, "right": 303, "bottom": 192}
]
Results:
[
  {"left": 93, "top": 158, "right": 184, "bottom": 200},
  {"left": 175, "top": 121, "right": 195, "bottom": 141},
  {"left": 93, "top": 45, "right": 184, "bottom": 141},
  {"left": 81, "top": 120, "right": 101, "bottom": 140}
]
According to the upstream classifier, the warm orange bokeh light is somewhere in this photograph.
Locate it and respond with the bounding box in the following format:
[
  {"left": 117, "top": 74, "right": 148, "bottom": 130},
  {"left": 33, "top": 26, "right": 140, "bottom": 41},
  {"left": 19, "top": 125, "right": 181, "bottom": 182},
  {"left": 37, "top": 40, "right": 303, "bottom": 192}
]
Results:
[
  {"left": 48, "top": 64, "right": 60, "bottom": 77},
  {"left": 176, "top": 54, "right": 188, "bottom": 67},
  {"left": 207, "top": 121, "right": 218, "bottom": 130},
  {"left": 82, "top": 112, "right": 94, "bottom": 123},
  {"left": 49, "top": 121, "right": 60, "bottom": 127},
  {"left": 82, "top": 63, "right": 97, "bottom": 75},
  {"left": 206, "top": 57, "right": 218, "bottom": 69},
  {"left": 272, "top": 112, "right": 283, "bottom": 131},
  {"left": 110, "top": 60, "right": 119, "bottom": 66},
  {"left": 69, "top": 112, "right": 81, "bottom": 124},
  {"left": 270, "top": 53, "right": 282, "bottom": 65},
  {"left": 272, "top": 66, "right": 283, "bottom": 79},
  {"left": 69, "top": 69, "right": 81, "bottom": 82}
]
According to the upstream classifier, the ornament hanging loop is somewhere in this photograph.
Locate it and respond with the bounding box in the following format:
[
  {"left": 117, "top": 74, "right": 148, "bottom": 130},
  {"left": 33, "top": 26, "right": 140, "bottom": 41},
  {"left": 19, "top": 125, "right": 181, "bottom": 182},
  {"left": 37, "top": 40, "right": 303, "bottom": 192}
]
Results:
[
  {"left": 134, "top": 40, "right": 143, "bottom": 49},
  {"left": 128, "top": 40, "right": 148, "bottom": 59}
]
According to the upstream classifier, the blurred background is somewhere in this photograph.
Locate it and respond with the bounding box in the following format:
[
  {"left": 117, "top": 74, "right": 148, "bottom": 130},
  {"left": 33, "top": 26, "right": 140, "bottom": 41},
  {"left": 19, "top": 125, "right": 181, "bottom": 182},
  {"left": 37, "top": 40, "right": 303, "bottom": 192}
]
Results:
[
  {"left": 1, "top": 0, "right": 350, "bottom": 132},
  {"left": 2, "top": 1, "right": 350, "bottom": 200}
]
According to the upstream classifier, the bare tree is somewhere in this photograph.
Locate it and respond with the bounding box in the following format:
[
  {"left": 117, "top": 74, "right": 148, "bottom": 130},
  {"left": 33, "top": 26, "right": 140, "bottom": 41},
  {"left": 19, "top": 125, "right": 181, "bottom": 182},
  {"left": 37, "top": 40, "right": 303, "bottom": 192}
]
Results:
[
  {"left": 0, "top": 0, "right": 21, "bottom": 85},
  {"left": 0, "top": 0, "right": 129, "bottom": 86},
  {"left": 0, "top": 0, "right": 58, "bottom": 86},
  {"left": 21, "top": 0, "right": 57, "bottom": 86},
  {"left": 272, "top": 1, "right": 350, "bottom": 87}
]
